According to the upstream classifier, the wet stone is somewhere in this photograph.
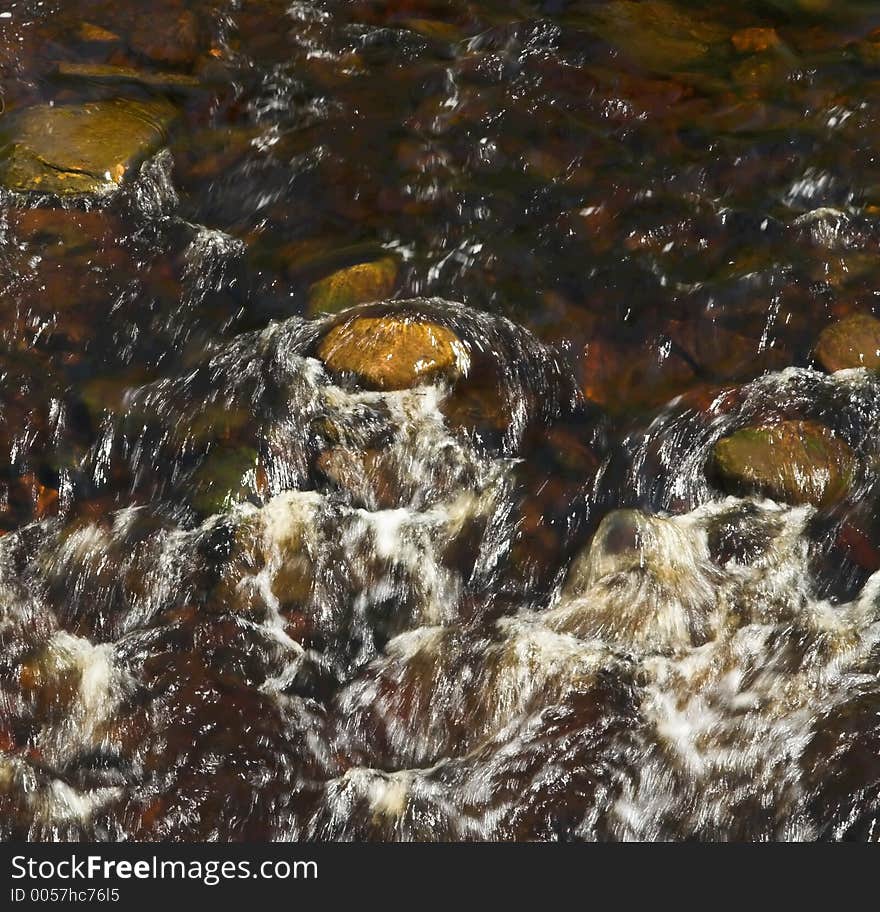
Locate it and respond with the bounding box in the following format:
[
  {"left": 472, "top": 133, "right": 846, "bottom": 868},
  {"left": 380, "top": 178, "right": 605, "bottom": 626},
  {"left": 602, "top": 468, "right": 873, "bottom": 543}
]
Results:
[
  {"left": 0, "top": 98, "right": 177, "bottom": 197},
  {"left": 731, "top": 27, "right": 781, "bottom": 54},
  {"left": 8, "top": 207, "right": 119, "bottom": 252},
  {"left": 7, "top": 0, "right": 880, "bottom": 845},
  {"left": 129, "top": 7, "right": 201, "bottom": 68},
  {"left": 440, "top": 375, "right": 512, "bottom": 442},
  {"left": 712, "top": 420, "right": 855, "bottom": 508},
  {"left": 54, "top": 62, "right": 201, "bottom": 92},
  {"left": 592, "top": 1, "right": 727, "bottom": 72},
  {"left": 315, "top": 447, "right": 402, "bottom": 510},
  {"left": 18, "top": 641, "right": 82, "bottom": 721},
  {"left": 770, "top": 0, "right": 832, "bottom": 13},
  {"left": 401, "top": 19, "right": 464, "bottom": 43},
  {"left": 307, "top": 257, "right": 399, "bottom": 317},
  {"left": 814, "top": 313, "right": 880, "bottom": 373},
  {"left": 665, "top": 318, "right": 787, "bottom": 382},
  {"left": 581, "top": 337, "right": 697, "bottom": 414},
  {"left": 77, "top": 22, "right": 121, "bottom": 44},
  {"left": 317, "top": 314, "right": 469, "bottom": 391},
  {"left": 856, "top": 35, "right": 880, "bottom": 69},
  {"left": 190, "top": 446, "right": 260, "bottom": 515}
]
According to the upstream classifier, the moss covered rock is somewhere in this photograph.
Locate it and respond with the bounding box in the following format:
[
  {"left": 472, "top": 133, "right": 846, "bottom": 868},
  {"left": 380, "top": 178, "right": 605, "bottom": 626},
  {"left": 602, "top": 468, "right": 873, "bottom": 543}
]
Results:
[{"left": 712, "top": 420, "right": 855, "bottom": 507}]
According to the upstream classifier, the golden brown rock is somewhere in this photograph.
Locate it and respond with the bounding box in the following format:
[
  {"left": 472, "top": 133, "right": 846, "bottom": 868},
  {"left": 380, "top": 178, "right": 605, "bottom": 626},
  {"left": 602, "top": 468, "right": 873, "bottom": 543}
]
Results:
[
  {"left": 77, "top": 22, "right": 120, "bottom": 43},
  {"left": 317, "top": 315, "right": 468, "bottom": 390},
  {"left": 307, "top": 257, "right": 399, "bottom": 316},
  {"left": 0, "top": 98, "right": 176, "bottom": 196},
  {"left": 814, "top": 313, "right": 880, "bottom": 373}
]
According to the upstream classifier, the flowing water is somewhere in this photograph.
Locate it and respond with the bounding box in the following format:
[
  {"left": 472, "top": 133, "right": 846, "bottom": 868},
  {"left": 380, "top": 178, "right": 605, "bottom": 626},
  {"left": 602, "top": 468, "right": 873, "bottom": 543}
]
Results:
[{"left": 3, "top": 0, "right": 880, "bottom": 841}]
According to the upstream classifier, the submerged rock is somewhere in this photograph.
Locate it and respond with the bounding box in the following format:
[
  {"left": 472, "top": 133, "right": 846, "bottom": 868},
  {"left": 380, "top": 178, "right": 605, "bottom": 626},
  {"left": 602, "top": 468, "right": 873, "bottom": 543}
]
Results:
[
  {"left": 0, "top": 99, "right": 176, "bottom": 197},
  {"left": 814, "top": 313, "right": 880, "bottom": 373},
  {"left": 77, "top": 22, "right": 120, "bottom": 44},
  {"left": 401, "top": 19, "right": 464, "bottom": 43},
  {"left": 315, "top": 447, "right": 401, "bottom": 510},
  {"left": 54, "top": 62, "right": 201, "bottom": 92},
  {"left": 8, "top": 207, "right": 119, "bottom": 253},
  {"left": 317, "top": 314, "right": 469, "bottom": 390},
  {"left": 129, "top": 7, "right": 201, "bottom": 68},
  {"left": 712, "top": 420, "right": 855, "bottom": 507},
  {"left": 18, "top": 635, "right": 86, "bottom": 721},
  {"left": 592, "top": 1, "right": 727, "bottom": 72},
  {"left": 763, "top": 0, "right": 832, "bottom": 12},
  {"left": 190, "top": 445, "right": 260, "bottom": 515},
  {"left": 307, "top": 257, "right": 399, "bottom": 316},
  {"left": 550, "top": 508, "right": 723, "bottom": 653},
  {"left": 665, "top": 318, "right": 786, "bottom": 382},
  {"left": 730, "top": 27, "right": 780, "bottom": 54},
  {"left": 581, "top": 336, "right": 697, "bottom": 413},
  {"left": 856, "top": 31, "right": 880, "bottom": 68},
  {"left": 439, "top": 373, "right": 512, "bottom": 440}
]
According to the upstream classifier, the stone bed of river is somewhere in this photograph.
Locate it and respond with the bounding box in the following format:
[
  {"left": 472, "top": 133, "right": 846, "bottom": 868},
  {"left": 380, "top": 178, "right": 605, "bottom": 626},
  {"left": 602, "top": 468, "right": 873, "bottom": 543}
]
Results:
[{"left": 5, "top": 0, "right": 880, "bottom": 841}]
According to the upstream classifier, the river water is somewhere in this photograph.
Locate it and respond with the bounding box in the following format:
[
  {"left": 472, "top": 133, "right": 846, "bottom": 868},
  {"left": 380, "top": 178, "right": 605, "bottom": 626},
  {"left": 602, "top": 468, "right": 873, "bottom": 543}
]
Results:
[{"left": 3, "top": 0, "right": 880, "bottom": 841}]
